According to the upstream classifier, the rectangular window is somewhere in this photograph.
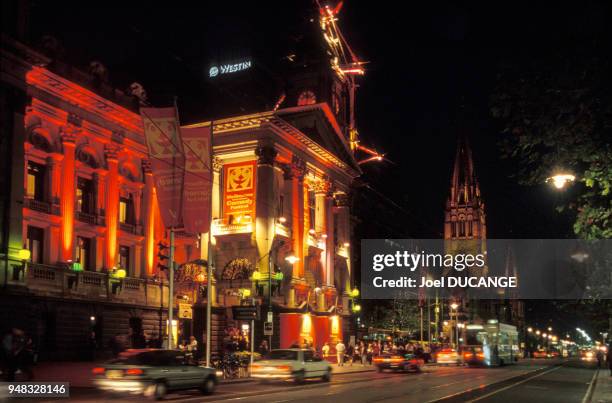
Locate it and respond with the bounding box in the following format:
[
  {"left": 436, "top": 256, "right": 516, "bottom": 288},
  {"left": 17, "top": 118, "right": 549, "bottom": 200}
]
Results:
[
  {"left": 76, "top": 236, "right": 92, "bottom": 270},
  {"left": 26, "top": 161, "right": 45, "bottom": 201},
  {"left": 27, "top": 226, "right": 44, "bottom": 264},
  {"left": 119, "top": 196, "right": 134, "bottom": 224},
  {"left": 119, "top": 245, "right": 130, "bottom": 273},
  {"left": 76, "top": 177, "right": 94, "bottom": 214}
]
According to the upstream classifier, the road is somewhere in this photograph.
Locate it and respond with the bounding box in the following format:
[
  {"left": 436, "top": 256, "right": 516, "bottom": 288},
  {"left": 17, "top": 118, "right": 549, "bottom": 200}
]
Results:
[{"left": 43, "top": 358, "right": 598, "bottom": 403}]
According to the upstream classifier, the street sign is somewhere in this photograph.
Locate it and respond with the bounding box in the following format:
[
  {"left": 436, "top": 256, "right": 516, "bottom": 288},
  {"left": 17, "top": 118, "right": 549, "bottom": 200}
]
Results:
[
  {"left": 264, "top": 321, "right": 273, "bottom": 336},
  {"left": 178, "top": 303, "right": 192, "bottom": 319},
  {"left": 232, "top": 305, "right": 260, "bottom": 321}
]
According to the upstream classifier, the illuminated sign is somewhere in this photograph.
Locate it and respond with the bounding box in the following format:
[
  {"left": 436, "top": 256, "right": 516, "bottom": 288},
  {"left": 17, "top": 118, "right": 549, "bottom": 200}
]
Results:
[
  {"left": 223, "top": 161, "right": 256, "bottom": 221},
  {"left": 209, "top": 60, "right": 252, "bottom": 78}
]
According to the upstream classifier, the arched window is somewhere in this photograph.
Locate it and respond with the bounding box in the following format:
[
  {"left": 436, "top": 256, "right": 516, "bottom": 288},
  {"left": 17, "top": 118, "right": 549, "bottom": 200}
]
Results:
[
  {"left": 221, "top": 258, "right": 253, "bottom": 280},
  {"left": 297, "top": 90, "right": 317, "bottom": 106}
]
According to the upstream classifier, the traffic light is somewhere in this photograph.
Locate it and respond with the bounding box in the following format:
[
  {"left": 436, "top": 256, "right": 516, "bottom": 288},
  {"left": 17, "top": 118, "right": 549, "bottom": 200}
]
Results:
[{"left": 157, "top": 242, "right": 170, "bottom": 272}]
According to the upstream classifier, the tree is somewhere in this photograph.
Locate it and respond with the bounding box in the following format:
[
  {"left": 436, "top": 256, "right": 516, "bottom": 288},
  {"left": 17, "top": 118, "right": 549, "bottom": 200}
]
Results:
[
  {"left": 490, "top": 46, "right": 612, "bottom": 239},
  {"left": 490, "top": 42, "right": 612, "bottom": 336}
]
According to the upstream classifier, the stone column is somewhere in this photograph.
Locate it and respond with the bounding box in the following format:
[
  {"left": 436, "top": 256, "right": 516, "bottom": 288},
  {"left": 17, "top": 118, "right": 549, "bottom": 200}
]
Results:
[
  {"left": 324, "top": 184, "right": 335, "bottom": 288},
  {"left": 255, "top": 145, "right": 278, "bottom": 282},
  {"left": 105, "top": 144, "right": 120, "bottom": 270},
  {"left": 59, "top": 127, "right": 77, "bottom": 262},
  {"left": 334, "top": 192, "right": 351, "bottom": 291},
  {"left": 142, "top": 159, "right": 155, "bottom": 277},
  {"left": 289, "top": 156, "right": 306, "bottom": 279}
]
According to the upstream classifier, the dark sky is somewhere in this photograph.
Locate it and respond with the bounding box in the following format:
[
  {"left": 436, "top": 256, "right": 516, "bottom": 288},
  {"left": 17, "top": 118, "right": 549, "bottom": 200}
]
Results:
[{"left": 24, "top": 0, "right": 609, "bottom": 239}]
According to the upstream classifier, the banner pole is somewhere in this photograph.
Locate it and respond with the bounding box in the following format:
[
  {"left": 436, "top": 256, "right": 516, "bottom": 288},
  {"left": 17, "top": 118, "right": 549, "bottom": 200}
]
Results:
[{"left": 205, "top": 120, "right": 214, "bottom": 367}]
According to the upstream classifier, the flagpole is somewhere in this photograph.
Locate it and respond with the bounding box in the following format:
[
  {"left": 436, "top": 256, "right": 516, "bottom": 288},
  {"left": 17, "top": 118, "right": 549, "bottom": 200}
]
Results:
[{"left": 205, "top": 120, "right": 214, "bottom": 367}]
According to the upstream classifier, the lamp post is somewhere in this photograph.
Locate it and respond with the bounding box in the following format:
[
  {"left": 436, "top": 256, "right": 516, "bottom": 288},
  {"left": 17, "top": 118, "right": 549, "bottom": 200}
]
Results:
[{"left": 450, "top": 302, "right": 459, "bottom": 349}]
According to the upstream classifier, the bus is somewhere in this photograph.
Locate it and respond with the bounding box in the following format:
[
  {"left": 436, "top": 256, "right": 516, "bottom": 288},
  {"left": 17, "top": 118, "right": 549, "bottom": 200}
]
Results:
[{"left": 463, "top": 320, "right": 519, "bottom": 366}]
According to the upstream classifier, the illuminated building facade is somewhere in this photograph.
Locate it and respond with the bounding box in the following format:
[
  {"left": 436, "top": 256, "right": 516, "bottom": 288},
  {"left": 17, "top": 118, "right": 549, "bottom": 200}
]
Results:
[
  {"left": 0, "top": 36, "right": 181, "bottom": 359},
  {"left": 1, "top": 34, "right": 360, "bottom": 358}
]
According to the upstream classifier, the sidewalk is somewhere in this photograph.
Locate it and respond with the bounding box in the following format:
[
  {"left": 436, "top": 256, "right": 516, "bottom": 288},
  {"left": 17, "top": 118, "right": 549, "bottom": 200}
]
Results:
[{"left": 590, "top": 368, "right": 612, "bottom": 403}]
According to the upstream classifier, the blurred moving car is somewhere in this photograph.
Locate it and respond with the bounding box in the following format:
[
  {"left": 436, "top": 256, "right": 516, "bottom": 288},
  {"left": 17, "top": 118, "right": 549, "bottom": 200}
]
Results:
[
  {"left": 373, "top": 353, "right": 424, "bottom": 372},
  {"left": 580, "top": 350, "right": 596, "bottom": 362},
  {"left": 462, "top": 347, "right": 486, "bottom": 365},
  {"left": 250, "top": 349, "right": 332, "bottom": 383},
  {"left": 436, "top": 348, "right": 462, "bottom": 365},
  {"left": 532, "top": 350, "right": 549, "bottom": 359},
  {"left": 92, "top": 349, "right": 217, "bottom": 400}
]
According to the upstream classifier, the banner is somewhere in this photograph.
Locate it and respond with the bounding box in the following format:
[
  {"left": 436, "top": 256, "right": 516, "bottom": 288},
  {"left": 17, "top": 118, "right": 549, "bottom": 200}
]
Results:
[
  {"left": 141, "top": 107, "right": 184, "bottom": 228},
  {"left": 181, "top": 125, "right": 212, "bottom": 234},
  {"left": 223, "top": 160, "right": 256, "bottom": 222}
]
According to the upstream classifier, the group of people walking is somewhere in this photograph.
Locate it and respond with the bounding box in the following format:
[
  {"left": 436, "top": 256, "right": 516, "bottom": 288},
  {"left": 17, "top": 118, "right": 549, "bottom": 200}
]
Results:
[{"left": 321, "top": 339, "right": 437, "bottom": 366}]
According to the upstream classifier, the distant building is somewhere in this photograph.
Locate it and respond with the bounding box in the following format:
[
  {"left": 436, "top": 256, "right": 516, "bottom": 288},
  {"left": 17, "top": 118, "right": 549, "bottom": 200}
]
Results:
[{"left": 443, "top": 135, "right": 524, "bottom": 328}]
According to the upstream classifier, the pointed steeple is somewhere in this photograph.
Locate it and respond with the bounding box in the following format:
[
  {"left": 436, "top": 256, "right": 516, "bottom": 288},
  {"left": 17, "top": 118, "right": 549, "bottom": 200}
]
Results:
[
  {"left": 449, "top": 135, "right": 480, "bottom": 207},
  {"left": 444, "top": 134, "right": 486, "bottom": 240}
]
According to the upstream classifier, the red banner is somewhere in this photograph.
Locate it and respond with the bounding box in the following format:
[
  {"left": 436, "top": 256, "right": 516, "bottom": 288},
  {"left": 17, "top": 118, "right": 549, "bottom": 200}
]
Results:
[
  {"left": 141, "top": 107, "right": 184, "bottom": 228},
  {"left": 181, "top": 125, "right": 212, "bottom": 234},
  {"left": 223, "top": 161, "right": 256, "bottom": 222}
]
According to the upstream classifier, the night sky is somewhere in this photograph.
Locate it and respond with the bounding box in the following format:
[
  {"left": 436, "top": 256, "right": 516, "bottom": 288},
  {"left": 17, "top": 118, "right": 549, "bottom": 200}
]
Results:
[
  {"left": 17, "top": 0, "right": 611, "bottom": 338},
  {"left": 25, "top": 0, "right": 609, "bottom": 239}
]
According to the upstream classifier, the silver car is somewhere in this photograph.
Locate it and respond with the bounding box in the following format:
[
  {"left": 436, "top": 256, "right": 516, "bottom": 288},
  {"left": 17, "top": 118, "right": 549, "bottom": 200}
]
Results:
[{"left": 92, "top": 349, "right": 217, "bottom": 400}]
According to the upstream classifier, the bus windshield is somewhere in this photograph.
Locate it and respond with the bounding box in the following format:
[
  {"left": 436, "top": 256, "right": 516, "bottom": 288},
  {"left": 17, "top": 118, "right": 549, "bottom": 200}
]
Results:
[{"left": 466, "top": 329, "right": 487, "bottom": 346}]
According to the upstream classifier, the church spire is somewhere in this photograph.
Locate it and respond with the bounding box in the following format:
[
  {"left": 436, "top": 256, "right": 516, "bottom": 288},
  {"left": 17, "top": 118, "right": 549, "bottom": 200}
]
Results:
[{"left": 444, "top": 134, "right": 486, "bottom": 240}]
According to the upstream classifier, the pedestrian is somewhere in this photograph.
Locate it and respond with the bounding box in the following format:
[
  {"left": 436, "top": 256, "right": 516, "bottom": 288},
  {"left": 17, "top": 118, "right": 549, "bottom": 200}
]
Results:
[
  {"left": 360, "top": 342, "right": 367, "bottom": 365},
  {"left": 606, "top": 343, "right": 612, "bottom": 376},
  {"left": 336, "top": 340, "right": 346, "bottom": 367},
  {"left": 346, "top": 343, "right": 354, "bottom": 366},
  {"left": 367, "top": 343, "right": 373, "bottom": 365},
  {"left": 188, "top": 336, "right": 199, "bottom": 360},
  {"left": 258, "top": 340, "right": 269, "bottom": 356},
  {"left": 597, "top": 348, "right": 604, "bottom": 368},
  {"left": 322, "top": 342, "right": 330, "bottom": 359}
]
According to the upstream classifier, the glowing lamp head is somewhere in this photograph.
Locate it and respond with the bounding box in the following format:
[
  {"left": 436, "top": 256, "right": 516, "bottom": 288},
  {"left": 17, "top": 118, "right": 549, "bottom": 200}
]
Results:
[
  {"left": 450, "top": 302, "right": 459, "bottom": 310},
  {"left": 352, "top": 304, "right": 361, "bottom": 313},
  {"left": 278, "top": 216, "right": 287, "bottom": 224},
  {"left": 240, "top": 288, "right": 251, "bottom": 298},
  {"left": 309, "top": 228, "right": 316, "bottom": 235},
  {"left": 251, "top": 270, "right": 262, "bottom": 281},
  {"left": 18, "top": 248, "right": 31, "bottom": 261},
  {"left": 196, "top": 273, "right": 206, "bottom": 283},
  {"left": 351, "top": 288, "right": 360, "bottom": 298},
  {"left": 536, "top": 330, "right": 541, "bottom": 335},
  {"left": 285, "top": 253, "right": 299, "bottom": 265},
  {"left": 527, "top": 327, "right": 533, "bottom": 333},
  {"left": 343, "top": 242, "right": 350, "bottom": 248},
  {"left": 115, "top": 268, "right": 127, "bottom": 278},
  {"left": 546, "top": 173, "right": 575, "bottom": 189}
]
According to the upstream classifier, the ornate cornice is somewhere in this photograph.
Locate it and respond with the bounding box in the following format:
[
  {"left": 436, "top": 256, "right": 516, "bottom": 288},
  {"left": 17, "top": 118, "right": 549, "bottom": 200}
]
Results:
[
  {"left": 26, "top": 66, "right": 143, "bottom": 134},
  {"left": 256, "top": 145, "right": 278, "bottom": 166},
  {"left": 104, "top": 144, "right": 120, "bottom": 162}
]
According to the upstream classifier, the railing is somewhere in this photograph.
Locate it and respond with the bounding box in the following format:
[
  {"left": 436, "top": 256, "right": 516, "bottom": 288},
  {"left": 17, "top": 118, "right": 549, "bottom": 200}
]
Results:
[
  {"left": 24, "top": 198, "right": 52, "bottom": 214},
  {"left": 24, "top": 263, "right": 167, "bottom": 307},
  {"left": 119, "top": 222, "right": 143, "bottom": 235},
  {"left": 76, "top": 210, "right": 97, "bottom": 225}
]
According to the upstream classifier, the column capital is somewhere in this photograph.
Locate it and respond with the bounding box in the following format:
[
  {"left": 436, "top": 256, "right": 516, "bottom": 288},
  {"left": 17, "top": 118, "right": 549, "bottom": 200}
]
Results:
[
  {"left": 104, "top": 144, "right": 120, "bottom": 162},
  {"left": 212, "top": 157, "right": 223, "bottom": 173},
  {"left": 256, "top": 145, "right": 277, "bottom": 166},
  {"left": 312, "top": 178, "right": 333, "bottom": 195},
  {"left": 142, "top": 159, "right": 153, "bottom": 174},
  {"left": 60, "top": 124, "right": 79, "bottom": 144},
  {"left": 286, "top": 156, "right": 306, "bottom": 180}
]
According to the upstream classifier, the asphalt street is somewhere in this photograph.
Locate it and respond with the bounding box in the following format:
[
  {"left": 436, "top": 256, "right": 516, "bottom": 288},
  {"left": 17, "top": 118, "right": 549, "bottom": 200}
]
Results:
[{"left": 33, "top": 358, "right": 597, "bottom": 403}]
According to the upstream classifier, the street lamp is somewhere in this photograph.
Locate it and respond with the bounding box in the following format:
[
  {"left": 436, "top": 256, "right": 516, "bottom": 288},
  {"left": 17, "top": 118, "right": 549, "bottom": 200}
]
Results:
[
  {"left": 285, "top": 252, "right": 299, "bottom": 265},
  {"left": 548, "top": 326, "right": 552, "bottom": 332},
  {"left": 546, "top": 173, "right": 575, "bottom": 190},
  {"left": 527, "top": 327, "right": 533, "bottom": 333},
  {"left": 536, "top": 330, "right": 541, "bottom": 336}
]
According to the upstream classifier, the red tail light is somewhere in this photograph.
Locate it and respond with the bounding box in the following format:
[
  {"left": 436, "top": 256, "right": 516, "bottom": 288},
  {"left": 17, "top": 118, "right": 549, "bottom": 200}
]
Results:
[
  {"left": 373, "top": 357, "right": 384, "bottom": 363},
  {"left": 476, "top": 352, "right": 484, "bottom": 359},
  {"left": 125, "top": 368, "right": 144, "bottom": 376},
  {"left": 92, "top": 367, "right": 105, "bottom": 375}
]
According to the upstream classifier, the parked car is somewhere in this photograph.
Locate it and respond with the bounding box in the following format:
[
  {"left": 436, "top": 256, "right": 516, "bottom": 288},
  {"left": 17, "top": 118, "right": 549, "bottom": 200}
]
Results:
[
  {"left": 373, "top": 353, "right": 424, "bottom": 372},
  {"left": 250, "top": 349, "right": 332, "bottom": 383},
  {"left": 92, "top": 349, "right": 217, "bottom": 400},
  {"left": 436, "top": 348, "right": 462, "bottom": 365}
]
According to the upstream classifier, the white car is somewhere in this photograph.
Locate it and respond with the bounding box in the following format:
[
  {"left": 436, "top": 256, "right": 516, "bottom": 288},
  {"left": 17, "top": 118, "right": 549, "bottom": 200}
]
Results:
[{"left": 250, "top": 349, "right": 332, "bottom": 383}]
